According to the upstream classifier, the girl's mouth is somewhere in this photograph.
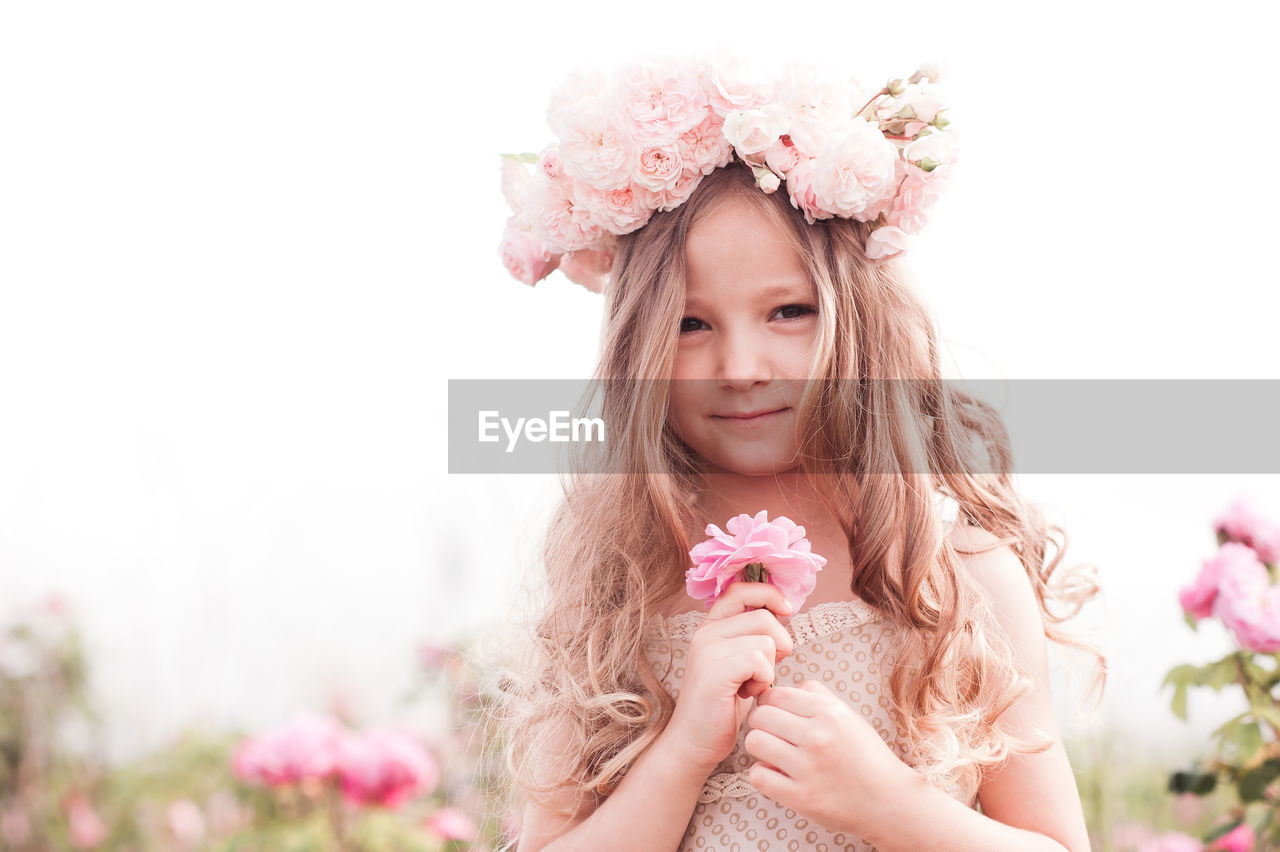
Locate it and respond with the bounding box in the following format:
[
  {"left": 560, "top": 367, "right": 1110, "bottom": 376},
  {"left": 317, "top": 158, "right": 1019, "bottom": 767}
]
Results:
[{"left": 712, "top": 407, "right": 790, "bottom": 424}]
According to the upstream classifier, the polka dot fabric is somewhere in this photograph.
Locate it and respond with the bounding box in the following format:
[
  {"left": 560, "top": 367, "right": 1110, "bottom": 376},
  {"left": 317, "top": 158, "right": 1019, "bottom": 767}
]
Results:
[{"left": 642, "top": 494, "right": 980, "bottom": 851}]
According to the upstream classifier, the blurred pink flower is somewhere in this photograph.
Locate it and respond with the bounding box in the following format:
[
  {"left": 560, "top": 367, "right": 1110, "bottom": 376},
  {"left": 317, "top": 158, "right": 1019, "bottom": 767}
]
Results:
[
  {"left": 687, "top": 510, "right": 827, "bottom": 611},
  {"left": 337, "top": 728, "right": 438, "bottom": 809},
  {"left": 231, "top": 713, "right": 345, "bottom": 787},
  {"left": 66, "top": 793, "right": 107, "bottom": 849},
  {"left": 1, "top": 806, "right": 32, "bottom": 846},
  {"left": 418, "top": 641, "right": 455, "bottom": 670},
  {"left": 501, "top": 808, "right": 524, "bottom": 841},
  {"left": 1111, "top": 820, "right": 1156, "bottom": 850},
  {"left": 1216, "top": 497, "right": 1280, "bottom": 565},
  {"left": 1213, "top": 543, "right": 1280, "bottom": 652},
  {"left": 1174, "top": 792, "right": 1206, "bottom": 826},
  {"left": 43, "top": 592, "right": 69, "bottom": 617},
  {"left": 165, "top": 799, "right": 206, "bottom": 848},
  {"left": 1137, "top": 831, "right": 1203, "bottom": 852},
  {"left": 1180, "top": 545, "right": 1236, "bottom": 622},
  {"left": 1209, "top": 823, "right": 1255, "bottom": 852},
  {"left": 426, "top": 806, "right": 478, "bottom": 842}
]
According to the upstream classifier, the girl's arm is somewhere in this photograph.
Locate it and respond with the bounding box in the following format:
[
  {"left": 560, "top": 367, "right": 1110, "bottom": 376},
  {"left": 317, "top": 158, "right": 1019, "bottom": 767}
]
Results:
[
  {"left": 518, "top": 726, "right": 709, "bottom": 852},
  {"left": 850, "top": 536, "right": 1092, "bottom": 851},
  {"left": 941, "top": 529, "right": 1093, "bottom": 851}
]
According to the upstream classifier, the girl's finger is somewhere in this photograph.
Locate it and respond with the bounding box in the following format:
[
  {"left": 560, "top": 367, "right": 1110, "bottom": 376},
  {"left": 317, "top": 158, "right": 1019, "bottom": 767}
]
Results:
[
  {"left": 705, "top": 581, "right": 793, "bottom": 622},
  {"left": 754, "top": 685, "right": 821, "bottom": 717},
  {"left": 735, "top": 645, "right": 774, "bottom": 699},
  {"left": 744, "top": 703, "right": 810, "bottom": 746},
  {"left": 743, "top": 728, "right": 797, "bottom": 776},
  {"left": 703, "top": 608, "right": 794, "bottom": 659},
  {"left": 747, "top": 760, "right": 798, "bottom": 802}
]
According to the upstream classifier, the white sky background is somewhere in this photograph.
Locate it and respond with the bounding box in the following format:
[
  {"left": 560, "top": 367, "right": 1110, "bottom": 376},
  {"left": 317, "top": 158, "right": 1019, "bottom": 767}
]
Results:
[{"left": 1, "top": 0, "right": 1278, "bottom": 765}]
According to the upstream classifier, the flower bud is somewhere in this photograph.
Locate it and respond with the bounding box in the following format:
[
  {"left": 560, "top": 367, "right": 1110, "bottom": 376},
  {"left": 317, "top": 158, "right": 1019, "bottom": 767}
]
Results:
[
  {"left": 931, "top": 109, "right": 951, "bottom": 130},
  {"left": 752, "top": 165, "right": 781, "bottom": 193},
  {"left": 886, "top": 78, "right": 906, "bottom": 97},
  {"left": 914, "top": 157, "right": 939, "bottom": 172}
]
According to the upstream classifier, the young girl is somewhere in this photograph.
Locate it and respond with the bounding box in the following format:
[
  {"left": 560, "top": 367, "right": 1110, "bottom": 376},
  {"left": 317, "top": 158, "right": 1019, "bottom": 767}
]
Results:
[{"left": 493, "top": 53, "right": 1105, "bottom": 852}]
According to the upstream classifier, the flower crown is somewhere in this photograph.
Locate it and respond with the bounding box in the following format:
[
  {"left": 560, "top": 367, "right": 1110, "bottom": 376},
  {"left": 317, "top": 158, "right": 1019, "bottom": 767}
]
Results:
[{"left": 497, "top": 53, "right": 958, "bottom": 294}]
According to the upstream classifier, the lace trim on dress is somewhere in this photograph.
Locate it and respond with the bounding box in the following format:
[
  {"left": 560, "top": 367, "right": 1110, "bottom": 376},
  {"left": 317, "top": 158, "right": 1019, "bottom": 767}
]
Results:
[
  {"left": 698, "top": 770, "right": 756, "bottom": 803},
  {"left": 647, "top": 598, "right": 882, "bottom": 644}
]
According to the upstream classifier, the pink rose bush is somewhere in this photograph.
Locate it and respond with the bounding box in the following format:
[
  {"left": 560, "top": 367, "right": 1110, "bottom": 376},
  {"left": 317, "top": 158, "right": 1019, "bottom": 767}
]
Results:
[
  {"left": 232, "top": 713, "right": 345, "bottom": 787},
  {"left": 1215, "top": 497, "right": 1280, "bottom": 566},
  {"left": 232, "top": 714, "right": 437, "bottom": 809},
  {"left": 686, "top": 510, "right": 827, "bottom": 611},
  {"left": 1179, "top": 504, "right": 1280, "bottom": 653},
  {"left": 1160, "top": 498, "right": 1280, "bottom": 850},
  {"left": 336, "top": 727, "right": 438, "bottom": 809},
  {"left": 498, "top": 54, "right": 958, "bottom": 290}
]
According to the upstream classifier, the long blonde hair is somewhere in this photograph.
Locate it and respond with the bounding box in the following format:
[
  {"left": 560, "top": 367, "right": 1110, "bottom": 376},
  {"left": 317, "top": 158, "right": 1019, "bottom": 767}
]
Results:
[{"left": 494, "top": 162, "right": 1105, "bottom": 817}]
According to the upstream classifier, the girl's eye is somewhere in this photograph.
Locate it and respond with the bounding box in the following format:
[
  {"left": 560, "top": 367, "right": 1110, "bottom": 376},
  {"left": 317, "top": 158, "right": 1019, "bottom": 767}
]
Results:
[
  {"left": 681, "top": 306, "right": 815, "bottom": 333},
  {"left": 773, "top": 304, "right": 817, "bottom": 320}
]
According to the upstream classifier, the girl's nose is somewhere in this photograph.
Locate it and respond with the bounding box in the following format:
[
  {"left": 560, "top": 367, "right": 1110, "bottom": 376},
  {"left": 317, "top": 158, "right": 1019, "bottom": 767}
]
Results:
[{"left": 716, "top": 331, "right": 771, "bottom": 391}]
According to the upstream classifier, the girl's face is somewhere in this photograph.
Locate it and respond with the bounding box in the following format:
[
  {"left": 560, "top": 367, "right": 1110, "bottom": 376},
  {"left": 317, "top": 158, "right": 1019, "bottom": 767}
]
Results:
[{"left": 669, "top": 197, "right": 820, "bottom": 476}]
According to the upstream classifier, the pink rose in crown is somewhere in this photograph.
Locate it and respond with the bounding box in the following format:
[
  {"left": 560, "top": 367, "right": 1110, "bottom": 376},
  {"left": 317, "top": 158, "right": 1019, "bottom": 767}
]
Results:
[
  {"left": 687, "top": 510, "right": 827, "bottom": 611},
  {"left": 498, "top": 216, "right": 560, "bottom": 287}
]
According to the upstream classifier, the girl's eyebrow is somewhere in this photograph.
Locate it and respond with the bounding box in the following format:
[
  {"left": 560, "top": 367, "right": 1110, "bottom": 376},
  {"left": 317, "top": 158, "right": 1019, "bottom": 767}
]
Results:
[{"left": 684, "top": 282, "right": 813, "bottom": 311}]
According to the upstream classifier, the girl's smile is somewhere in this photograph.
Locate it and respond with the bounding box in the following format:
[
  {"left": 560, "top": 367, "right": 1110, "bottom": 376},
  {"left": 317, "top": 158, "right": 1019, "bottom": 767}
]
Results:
[{"left": 710, "top": 406, "right": 792, "bottom": 427}]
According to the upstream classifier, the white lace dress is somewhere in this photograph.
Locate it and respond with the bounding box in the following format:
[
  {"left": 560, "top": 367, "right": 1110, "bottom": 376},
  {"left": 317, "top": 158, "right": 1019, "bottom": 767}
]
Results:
[{"left": 641, "top": 495, "right": 980, "bottom": 851}]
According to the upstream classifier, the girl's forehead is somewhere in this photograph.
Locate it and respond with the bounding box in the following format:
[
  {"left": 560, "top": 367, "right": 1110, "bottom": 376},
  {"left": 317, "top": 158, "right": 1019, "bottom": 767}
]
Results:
[{"left": 684, "top": 202, "right": 808, "bottom": 295}]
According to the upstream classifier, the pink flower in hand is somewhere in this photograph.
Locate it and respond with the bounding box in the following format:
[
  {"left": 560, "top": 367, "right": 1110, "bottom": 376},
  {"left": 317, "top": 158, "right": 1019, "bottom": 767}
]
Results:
[
  {"left": 336, "top": 728, "right": 438, "bottom": 809},
  {"left": 687, "top": 510, "right": 826, "bottom": 611},
  {"left": 1212, "top": 543, "right": 1280, "bottom": 653},
  {"left": 1209, "top": 823, "right": 1255, "bottom": 852}
]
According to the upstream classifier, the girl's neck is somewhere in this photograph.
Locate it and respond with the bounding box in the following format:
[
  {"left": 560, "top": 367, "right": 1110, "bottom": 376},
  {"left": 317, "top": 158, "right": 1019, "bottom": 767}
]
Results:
[{"left": 696, "top": 470, "right": 844, "bottom": 538}]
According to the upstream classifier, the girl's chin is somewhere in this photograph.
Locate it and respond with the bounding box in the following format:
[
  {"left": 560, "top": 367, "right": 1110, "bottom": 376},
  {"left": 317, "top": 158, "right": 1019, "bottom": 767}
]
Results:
[{"left": 699, "top": 456, "right": 803, "bottom": 477}]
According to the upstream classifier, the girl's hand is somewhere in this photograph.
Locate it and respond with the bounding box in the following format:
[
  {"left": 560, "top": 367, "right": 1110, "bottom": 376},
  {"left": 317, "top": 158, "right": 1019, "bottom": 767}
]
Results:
[
  {"left": 663, "top": 582, "right": 795, "bottom": 775},
  {"left": 744, "top": 680, "right": 915, "bottom": 837}
]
